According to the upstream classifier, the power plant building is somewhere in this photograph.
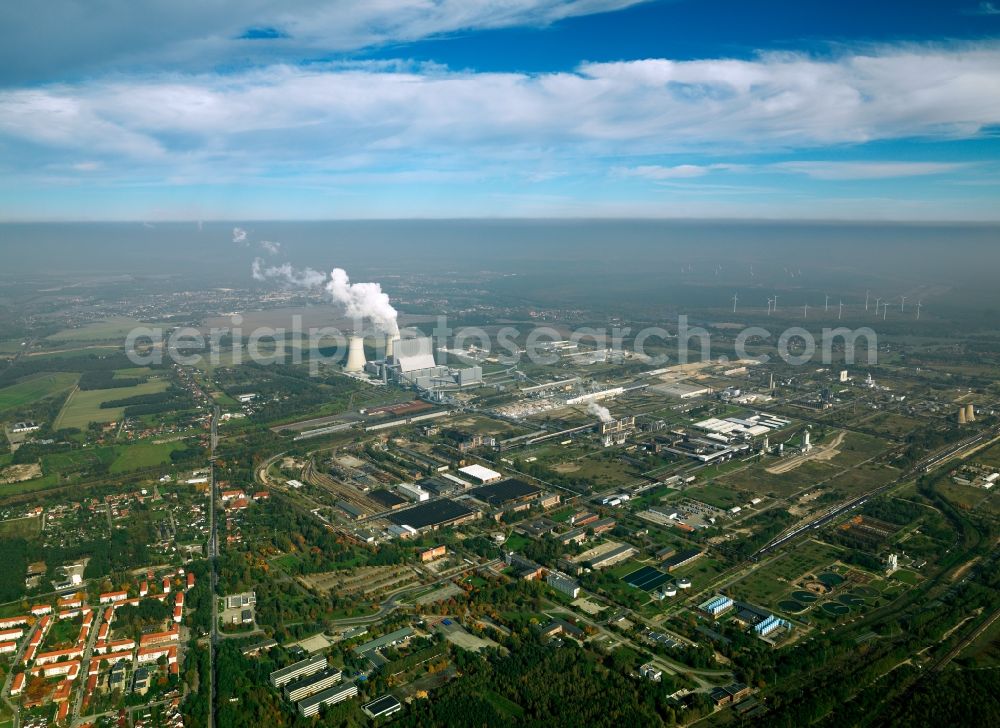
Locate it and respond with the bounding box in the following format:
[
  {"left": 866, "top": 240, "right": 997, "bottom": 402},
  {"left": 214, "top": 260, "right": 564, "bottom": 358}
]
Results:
[{"left": 366, "top": 335, "right": 483, "bottom": 391}]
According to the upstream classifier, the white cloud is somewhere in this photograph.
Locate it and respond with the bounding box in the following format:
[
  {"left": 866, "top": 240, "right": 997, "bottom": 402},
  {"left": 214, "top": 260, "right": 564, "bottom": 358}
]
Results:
[
  {"left": 0, "top": 0, "right": 650, "bottom": 84},
  {"left": 618, "top": 164, "right": 736, "bottom": 179},
  {"left": 1, "top": 44, "right": 997, "bottom": 175},
  {"left": 771, "top": 161, "right": 971, "bottom": 180}
]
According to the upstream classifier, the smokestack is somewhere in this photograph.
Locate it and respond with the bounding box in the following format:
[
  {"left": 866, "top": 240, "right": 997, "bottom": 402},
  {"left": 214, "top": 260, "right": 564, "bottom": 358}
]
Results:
[
  {"left": 345, "top": 336, "right": 367, "bottom": 373},
  {"left": 966, "top": 403, "right": 975, "bottom": 422},
  {"left": 958, "top": 408, "right": 967, "bottom": 425}
]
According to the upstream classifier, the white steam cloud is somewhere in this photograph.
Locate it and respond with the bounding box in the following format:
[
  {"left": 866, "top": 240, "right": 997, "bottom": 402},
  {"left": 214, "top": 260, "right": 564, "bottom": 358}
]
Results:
[
  {"left": 232, "top": 226, "right": 248, "bottom": 244},
  {"left": 259, "top": 240, "right": 281, "bottom": 255},
  {"left": 248, "top": 260, "right": 400, "bottom": 336},
  {"left": 586, "top": 400, "right": 613, "bottom": 423},
  {"left": 326, "top": 267, "right": 400, "bottom": 337},
  {"left": 251, "top": 257, "right": 327, "bottom": 289}
]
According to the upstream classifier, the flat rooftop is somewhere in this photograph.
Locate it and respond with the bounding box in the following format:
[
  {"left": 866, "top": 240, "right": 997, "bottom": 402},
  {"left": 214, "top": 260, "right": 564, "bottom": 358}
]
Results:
[
  {"left": 385, "top": 500, "right": 475, "bottom": 530},
  {"left": 369, "top": 489, "right": 407, "bottom": 509},
  {"left": 469, "top": 478, "right": 542, "bottom": 507}
]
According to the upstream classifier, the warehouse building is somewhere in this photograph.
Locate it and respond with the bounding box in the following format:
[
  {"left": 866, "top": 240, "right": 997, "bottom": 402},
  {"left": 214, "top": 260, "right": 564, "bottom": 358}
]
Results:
[
  {"left": 469, "top": 478, "right": 542, "bottom": 508},
  {"left": 269, "top": 654, "right": 327, "bottom": 689},
  {"left": 385, "top": 499, "right": 477, "bottom": 531},
  {"left": 662, "top": 549, "right": 704, "bottom": 572},
  {"left": 363, "top": 694, "right": 403, "bottom": 719},
  {"left": 297, "top": 682, "right": 358, "bottom": 717},
  {"left": 352, "top": 628, "right": 414, "bottom": 657}
]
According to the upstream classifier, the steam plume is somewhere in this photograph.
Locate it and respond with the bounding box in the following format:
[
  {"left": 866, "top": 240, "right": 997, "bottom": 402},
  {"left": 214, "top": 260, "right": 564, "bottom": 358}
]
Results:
[
  {"left": 586, "top": 400, "right": 613, "bottom": 423},
  {"left": 232, "top": 227, "right": 248, "bottom": 244},
  {"left": 326, "top": 267, "right": 400, "bottom": 336},
  {"left": 251, "top": 257, "right": 326, "bottom": 289},
  {"left": 259, "top": 240, "right": 281, "bottom": 255}
]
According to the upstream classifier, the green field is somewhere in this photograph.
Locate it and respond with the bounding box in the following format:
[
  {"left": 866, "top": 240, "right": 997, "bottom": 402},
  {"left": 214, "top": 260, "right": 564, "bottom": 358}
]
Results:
[
  {"left": 728, "top": 539, "right": 843, "bottom": 607},
  {"left": 0, "top": 516, "right": 42, "bottom": 539},
  {"left": 46, "top": 317, "right": 150, "bottom": 343},
  {"left": 0, "top": 372, "right": 78, "bottom": 411},
  {"left": 109, "top": 440, "right": 190, "bottom": 473},
  {"left": 55, "top": 378, "right": 169, "bottom": 429}
]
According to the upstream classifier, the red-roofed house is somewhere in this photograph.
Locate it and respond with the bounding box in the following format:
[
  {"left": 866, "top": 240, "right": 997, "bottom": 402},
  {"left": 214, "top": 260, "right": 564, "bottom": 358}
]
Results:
[
  {"left": 162, "top": 577, "right": 171, "bottom": 594},
  {"left": 139, "top": 626, "right": 179, "bottom": 647},
  {"left": 0, "top": 641, "right": 17, "bottom": 655},
  {"left": 30, "top": 604, "right": 52, "bottom": 616},
  {"left": 99, "top": 591, "right": 128, "bottom": 604},
  {"left": 57, "top": 596, "right": 83, "bottom": 610},
  {"left": 56, "top": 701, "right": 69, "bottom": 725},
  {"left": 10, "top": 672, "right": 25, "bottom": 696},
  {"left": 220, "top": 489, "right": 245, "bottom": 501},
  {"left": 137, "top": 645, "right": 177, "bottom": 665},
  {"left": 139, "top": 581, "right": 149, "bottom": 597},
  {"left": 253, "top": 491, "right": 270, "bottom": 500},
  {"left": 0, "top": 616, "right": 29, "bottom": 629},
  {"left": 35, "top": 646, "right": 84, "bottom": 665},
  {"left": 0, "top": 627, "right": 24, "bottom": 641},
  {"left": 186, "top": 572, "right": 195, "bottom": 589},
  {"left": 173, "top": 606, "right": 183, "bottom": 624},
  {"left": 31, "top": 660, "right": 80, "bottom": 680}
]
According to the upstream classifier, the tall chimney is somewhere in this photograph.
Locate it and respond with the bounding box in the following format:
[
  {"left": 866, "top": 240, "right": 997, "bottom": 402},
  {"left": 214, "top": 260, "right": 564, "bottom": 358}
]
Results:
[{"left": 345, "top": 336, "right": 367, "bottom": 372}]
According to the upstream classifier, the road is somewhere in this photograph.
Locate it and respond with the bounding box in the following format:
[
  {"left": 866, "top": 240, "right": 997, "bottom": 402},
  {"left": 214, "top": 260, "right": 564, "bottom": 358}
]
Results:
[
  {"left": 207, "top": 406, "right": 219, "bottom": 728},
  {"left": 1, "top": 620, "right": 40, "bottom": 728},
  {"left": 70, "top": 606, "right": 104, "bottom": 725}
]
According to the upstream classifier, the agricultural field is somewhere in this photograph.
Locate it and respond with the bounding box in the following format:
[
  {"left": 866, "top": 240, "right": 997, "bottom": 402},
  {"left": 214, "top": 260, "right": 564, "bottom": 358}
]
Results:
[
  {"left": 0, "top": 372, "right": 78, "bottom": 411},
  {"left": 0, "top": 516, "right": 42, "bottom": 539},
  {"left": 54, "top": 377, "right": 169, "bottom": 429},
  {"left": 45, "top": 317, "right": 149, "bottom": 343}
]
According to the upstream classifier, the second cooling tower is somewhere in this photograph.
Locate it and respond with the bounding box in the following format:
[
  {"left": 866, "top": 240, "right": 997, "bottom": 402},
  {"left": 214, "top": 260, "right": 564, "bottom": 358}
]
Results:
[
  {"left": 345, "top": 336, "right": 367, "bottom": 372},
  {"left": 966, "top": 403, "right": 975, "bottom": 422}
]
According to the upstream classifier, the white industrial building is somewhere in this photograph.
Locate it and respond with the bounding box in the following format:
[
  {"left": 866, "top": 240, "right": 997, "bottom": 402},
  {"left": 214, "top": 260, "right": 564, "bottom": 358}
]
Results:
[
  {"left": 396, "top": 483, "right": 430, "bottom": 502},
  {"left": 458, "top": 464, "right": 502, "bottom": 484},
  {"left": 364, "top": 335, "right": 483, "bottom": 391}
]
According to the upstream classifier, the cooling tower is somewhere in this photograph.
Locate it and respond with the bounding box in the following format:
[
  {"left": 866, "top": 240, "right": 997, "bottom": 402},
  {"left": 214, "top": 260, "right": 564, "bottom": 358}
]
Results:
[
  {"left": 345, "top": 336, "right": 367, "bottom": 372},
  {"left": 385, "top": 334, "right": 397, "bottom": 361},
  {"left": 958, "top": 408, "right": 967, "bottom": 425},
  {"left": 966, "top": 404, "right": 975, "bottom": 422}
]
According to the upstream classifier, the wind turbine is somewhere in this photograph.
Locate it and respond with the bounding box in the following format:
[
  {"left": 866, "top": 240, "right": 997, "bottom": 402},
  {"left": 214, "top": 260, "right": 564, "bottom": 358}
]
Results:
[
  {"left": 865, "top": 289, "right": 870, "bottom": 312},
  {"left": 883, "top": 302, "right": 888, "bottom": 321},
  {"left": 916, "top": 301, "right": 922, "bottom": 320},
  {"left": 803, "top": 302, "right": 809, "bottom": 319},
  {"left": 900, "top": 295, "right": 907, "bottom": 312},
  {"left": 838, "top": 301, "right": 843, "bottom": 320},
  {"left": 767, "top": 297, "right": 773, "bottom": 316},
  {"left": 772, "top": 294, "right": 778, "bottom": 312},
  {"left": 874, "top": 297, "right": 881, "bottom": 317},
  {"left": 732, "top": 293, "right": 739, "bottom": 313},
  {"left": 825, "top": 295, "right": 830, "bottom": 312}
]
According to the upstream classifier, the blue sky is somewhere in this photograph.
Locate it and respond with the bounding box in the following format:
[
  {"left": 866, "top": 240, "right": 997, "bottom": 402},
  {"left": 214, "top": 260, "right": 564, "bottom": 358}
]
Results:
[{"left": 1, "top": 0, "right": 999, "bottom": 221}]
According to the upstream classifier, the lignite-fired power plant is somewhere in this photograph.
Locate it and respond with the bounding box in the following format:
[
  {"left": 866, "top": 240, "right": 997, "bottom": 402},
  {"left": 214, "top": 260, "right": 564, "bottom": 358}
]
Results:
[{"left": 343, "top": 332, "right": 482, "bottom": 394}]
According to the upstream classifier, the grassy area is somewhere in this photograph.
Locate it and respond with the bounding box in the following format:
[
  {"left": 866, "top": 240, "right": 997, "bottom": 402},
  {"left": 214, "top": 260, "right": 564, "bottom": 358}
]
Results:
[
  {"left": 0, "top": 516, "right": 42, "bottom": 539},
  {"left": 46, "top": 317, "right": 149, "bottom": 343},
  {"left": 728, "top": 540, "right": 843, "bottom": 607},
  {"left": 55, "top": 378, "right": 169, "bottom": 429},
  {"left": 0, "top": 372, "right": 78, "bottom": 411},
  {"left": 690, "top": 483, "right": 745, "bottom": 509},
  {"left": 109, "top": 440, "right": 189, "bottom": 473}
]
